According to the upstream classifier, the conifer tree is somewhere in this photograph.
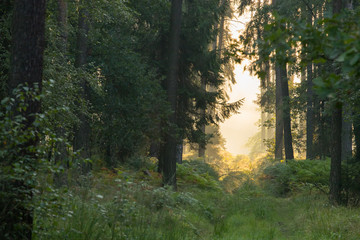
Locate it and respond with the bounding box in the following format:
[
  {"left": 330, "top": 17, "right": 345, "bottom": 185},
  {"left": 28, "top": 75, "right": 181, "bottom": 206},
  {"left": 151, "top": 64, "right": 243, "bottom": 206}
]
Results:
[{"left": 6, "top": 0, "right": 46, "bottom": 238}]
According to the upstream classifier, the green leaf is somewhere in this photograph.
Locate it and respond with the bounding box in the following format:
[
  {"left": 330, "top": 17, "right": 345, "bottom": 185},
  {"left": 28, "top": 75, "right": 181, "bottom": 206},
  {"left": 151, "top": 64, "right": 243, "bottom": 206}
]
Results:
[
  {"left": 349, "top": 53, "right": 360, "bottom": 66},
  {"left": 1, "top": 97, "right": 10, "bottom": 105},
  {"left": 336, "top": 52, "right": 347, "bottom": 62},
  {"left": 313, "top": 58, "right": 326, "bottom": 64}
]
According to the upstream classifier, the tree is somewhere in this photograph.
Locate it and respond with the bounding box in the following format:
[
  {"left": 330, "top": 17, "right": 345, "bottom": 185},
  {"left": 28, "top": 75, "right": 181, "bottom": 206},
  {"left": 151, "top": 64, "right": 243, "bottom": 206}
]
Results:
[
  {"left": 329, "top": 0, "right": 344, "bottom": 205},
  {"left": 57, "top": 0, "right": 68, "bottom": 52},
  {"left": 160, "top": 0, "right": 183, "bottom": 188},
  {"left": 275, "top": 62, "right": 284, "bottom": 159},
  {"left": 5, "top": 0, "right": 46, "bottom": 238},
  {"left": 280, "top": 64, "right": 294, "bottom": 160},
  {"left": 305, "top": 7, "right": 315, "bottom": 160},
  {"left": 73, "top": 0, "right": 91, "bottom": 172}
]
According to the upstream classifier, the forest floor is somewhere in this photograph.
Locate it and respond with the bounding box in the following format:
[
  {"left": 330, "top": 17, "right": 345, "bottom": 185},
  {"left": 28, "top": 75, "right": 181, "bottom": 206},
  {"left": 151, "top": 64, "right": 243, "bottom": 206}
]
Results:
[{"left": 33, "top": 158, "right": 360, "bottom": 240}]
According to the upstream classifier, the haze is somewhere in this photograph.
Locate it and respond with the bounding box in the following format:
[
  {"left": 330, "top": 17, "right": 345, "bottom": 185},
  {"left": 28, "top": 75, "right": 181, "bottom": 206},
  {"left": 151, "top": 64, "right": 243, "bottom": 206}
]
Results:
[{"left": 220, "top": 12, "right": 260, "bottom": 156}]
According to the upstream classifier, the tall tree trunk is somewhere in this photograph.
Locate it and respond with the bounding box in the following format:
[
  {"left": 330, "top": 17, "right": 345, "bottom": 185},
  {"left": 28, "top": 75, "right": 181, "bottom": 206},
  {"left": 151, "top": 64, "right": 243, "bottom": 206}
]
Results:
[
  {"left": 260, "top": 100, "right": 266, "bottom": 151},
  {"left": 54, "top": 0, "right": 69, "bottom": 186},
  {"left": 260, "top": 61, "right": 268, "bottom": 151},
  {"left": 7, "top": 0, "right": 46, "bottom": 239},
  {"left": 198, "top": 73, "right": 207, "bottom": 157},
  {"left": 304, "top": 2, "right": 315, "bottom": 160},
  {"left": 0, "top": 1, "right": 12, "bottom": 99},
  {"left": 306, "top": 62, "right": 315, "bottom": 159},
  {"left": 257, "top": 0, "right": 266, "bottom": 152},
  {"left": 160, "top": 0, "right": 183, "bottom": 189},
  {"left": 75, "top": 4, "right": 89, "bottom": 68},
  {"left": 319, "top": 100, "right": 328, "bottom": 159},
  {"left": 341, "top": 108, "right": 352, "bottom": 162},
  {"left": 280, "top": 64, "right": 294, "bottom": 160},
  {"left": 198, "top": 84, "right": 206, "bottom": 158},
  {"left": 275, "top": 63, "right": 284, "bottom": 160},
  {"left": 57, "top": 0, "right": 68, "bottom": 52},
  {"left": 73, "top": 2, "right": 91, "bottom": 173},
  {"left": 265, "top": 61, "right": 272, "bottom": 142},
  {"left": 330, "top": 103, "right": 342, "bottom": 204},
  {"left": 273, "top": 0, "right": 284, "bottom": 160},
  {"left": 329, "top": 0, "right": 343, "bottom": 205}
]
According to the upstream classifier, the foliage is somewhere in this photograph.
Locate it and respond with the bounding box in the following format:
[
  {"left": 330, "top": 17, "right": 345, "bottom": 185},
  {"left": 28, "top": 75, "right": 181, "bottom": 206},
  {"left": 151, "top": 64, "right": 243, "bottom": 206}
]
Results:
[
  {"left": 261, "top": 159, "right": 330, "bottom": 196},
  {"left": 0, "top": 85, "right": 68, "bottom": 239},
  {"left": 33, "top": 162, "right": 223, "bottom": 240},
  {"left": 177, "top": 160, "right": 221, "bottom": 191},
  {"left": 342, "top": 160, "right": 360, "bottom": 205},
  {"left": 32, "top": 157, "right": 360, "bottom": 240}
]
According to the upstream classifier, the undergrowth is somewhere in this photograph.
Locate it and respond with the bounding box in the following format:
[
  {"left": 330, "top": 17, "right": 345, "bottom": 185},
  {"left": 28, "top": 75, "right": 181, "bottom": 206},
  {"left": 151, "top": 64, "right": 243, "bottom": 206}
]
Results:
[{"left": 33, "top": 158, "right": 360, "bottom": 239}]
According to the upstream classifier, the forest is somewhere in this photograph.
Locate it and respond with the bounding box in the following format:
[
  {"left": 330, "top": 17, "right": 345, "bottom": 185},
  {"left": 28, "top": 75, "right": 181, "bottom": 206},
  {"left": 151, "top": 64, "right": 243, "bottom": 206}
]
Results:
[{"left": 1, "top": 0, "right": 360, "bottom": 239}]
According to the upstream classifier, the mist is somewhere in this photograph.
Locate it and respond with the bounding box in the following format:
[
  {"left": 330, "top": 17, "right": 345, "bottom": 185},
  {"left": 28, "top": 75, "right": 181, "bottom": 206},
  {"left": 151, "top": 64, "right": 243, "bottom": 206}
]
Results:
[{"left": 220, "top": 13, "right": 260, "bottom": 156}]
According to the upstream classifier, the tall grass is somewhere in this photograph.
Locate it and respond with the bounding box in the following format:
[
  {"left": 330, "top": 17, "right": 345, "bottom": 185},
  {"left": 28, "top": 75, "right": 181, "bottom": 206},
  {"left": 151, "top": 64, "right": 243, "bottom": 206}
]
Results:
[{"left": 33, "top": 158, "right": 360, "bottom": 239}]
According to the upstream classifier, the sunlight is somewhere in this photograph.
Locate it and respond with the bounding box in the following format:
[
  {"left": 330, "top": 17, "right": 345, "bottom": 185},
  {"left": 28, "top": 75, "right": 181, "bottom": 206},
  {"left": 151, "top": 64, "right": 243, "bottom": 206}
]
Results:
[{"left": 220, "top": 10, "right": 260, "bottom": 156}]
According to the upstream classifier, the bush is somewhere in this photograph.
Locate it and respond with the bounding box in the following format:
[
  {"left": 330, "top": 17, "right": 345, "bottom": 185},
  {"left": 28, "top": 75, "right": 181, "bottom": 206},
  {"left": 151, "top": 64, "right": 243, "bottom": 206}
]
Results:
[
  {"left": 342, "top": 161, "right": 360, "bottom": 205},
  {"left": 177, "top": 160, "right": 221, "bottom": 191},
  {"left": 260, "top": 159, "right": 330, "bottom": 196}
]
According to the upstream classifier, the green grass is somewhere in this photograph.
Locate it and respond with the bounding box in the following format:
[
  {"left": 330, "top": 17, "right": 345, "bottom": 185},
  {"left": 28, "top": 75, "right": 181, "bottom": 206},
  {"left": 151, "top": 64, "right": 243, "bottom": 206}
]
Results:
[{"left": 33, "top": 160, "right": 360, "bottom": 240}]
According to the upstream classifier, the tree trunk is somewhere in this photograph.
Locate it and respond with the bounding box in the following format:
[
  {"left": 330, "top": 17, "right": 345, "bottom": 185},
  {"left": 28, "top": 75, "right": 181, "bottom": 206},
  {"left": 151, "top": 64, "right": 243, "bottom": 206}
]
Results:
[
  {"left": 57, "top": 0, "right": 68, "bottom": 52},
  {"left": 341, "top": 108, "right": 352, "bottom": 162},
  {"left": 265, "top": 61, "right": 272, "bottom": 142},
  {"left": 273, "top": 0, "right": 284, "bottom": 160},
  {"left": 7, "top": 0, "right": 46, "bottom": 239},
  {"left": 306, "top": 62, "right": 315, "bottom": 159},
  {"left": 54, "top": 0, "right": 69, "bottom": 186},
  {"left": 198, "top": 77, "right": 206, "bottom": 158},
  {"left": 329, "top": 0, "right": 344, "bottom": 206},
  {"left": 275, "top": 63, "right": 284, "bottom": 160},
  {"left": 176, "top": 143, "right": 183, "bottom": 164},
  {"left": 260, "top": 112, "right": 266, "bottom": 151},
  {"left": 161, "top": 0, "right": 183, "bottom": 189},
  {"left": 280, "top": 64, "right": 294, "bottom": 160},
  {"left": 73, "top": 2, "right": 91, "bottom": 173},
  {"left": 74, "top": 4, "right": 89, "bottom": 68},
  {"left": 330, "top": 103, "right": 342, "bottom": 204},
  {"left": 353, "top": 118, "right": 360, "bottom": 162}
]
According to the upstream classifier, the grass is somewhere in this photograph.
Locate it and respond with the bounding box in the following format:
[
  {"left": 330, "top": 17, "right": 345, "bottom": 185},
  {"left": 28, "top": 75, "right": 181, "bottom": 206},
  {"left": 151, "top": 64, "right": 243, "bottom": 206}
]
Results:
[{"left": 33, "top": 159, "right": 360, "bottom": 239}]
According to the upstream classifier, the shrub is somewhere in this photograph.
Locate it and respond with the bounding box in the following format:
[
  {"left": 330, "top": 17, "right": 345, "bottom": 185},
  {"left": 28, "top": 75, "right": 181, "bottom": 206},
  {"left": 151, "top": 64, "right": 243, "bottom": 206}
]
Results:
[
  {"left": 177, "top": 160, "right": 221, "bottom": 191},
  {"left": 260, "top": 159, "right": 330, "bottom": 196}
]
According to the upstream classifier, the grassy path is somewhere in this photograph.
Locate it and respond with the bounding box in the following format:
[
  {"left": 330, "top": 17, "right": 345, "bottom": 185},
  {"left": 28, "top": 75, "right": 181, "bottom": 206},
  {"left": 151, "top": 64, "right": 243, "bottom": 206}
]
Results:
[{"left": 214, "top": 190, "right": 360, "bottom": 240}]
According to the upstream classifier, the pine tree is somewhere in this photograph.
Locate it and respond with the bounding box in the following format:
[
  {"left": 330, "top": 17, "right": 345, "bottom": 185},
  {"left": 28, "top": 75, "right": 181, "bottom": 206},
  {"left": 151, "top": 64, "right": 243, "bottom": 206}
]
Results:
[{"left": 6, "top": 0, "right": 46, "bottom": 238}]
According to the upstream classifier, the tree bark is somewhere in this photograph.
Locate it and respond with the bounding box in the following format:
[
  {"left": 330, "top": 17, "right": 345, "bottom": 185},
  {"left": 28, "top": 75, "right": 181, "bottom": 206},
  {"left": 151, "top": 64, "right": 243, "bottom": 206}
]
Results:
[
  {"left": 353, "top": 118, "right": 360, "bottom": 162},
  {"left": 54, "top": 0, "right": 69, "bottom": 186},
  {"left": 330, "top": 103, "right": 342, "bottom": 204},
  {"left": 306, "top": 62, "right": 315, "bottom": 159},
  {"left": 57, "top": 0, "right": 68, "bottom": 52},
  {"left": 329, "top": 0, "right": 343, "bottom": 205},
  {"left": 265, "top": 61, "right": 272, "bottom": 142},
  {"left": 161, "top": 0, "right": 183, "bottom": 189},
  {"left": 275, "top": 63, "right": 284, "bottom": 160},
  {"left": 7, "top": 0, "right": 46, "bottom": 239},
  {"left": 341, "top": 108, "right": 352, "bottom": 162},
  {"left": 280, "top": 64, "right": 294, "bottom": 160},
  {"left": 73, "top": 2, "right": 91, "bottom": 173},
  {"left": 198, "top": 77, "right": 206, "bottom": 158}
]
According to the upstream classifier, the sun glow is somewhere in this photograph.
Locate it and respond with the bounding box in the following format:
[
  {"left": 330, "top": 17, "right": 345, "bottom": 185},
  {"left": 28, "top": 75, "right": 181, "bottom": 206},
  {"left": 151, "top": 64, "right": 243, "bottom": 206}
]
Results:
[{"left": 219, "top": 10, "right": 261, "bottom": 156}]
